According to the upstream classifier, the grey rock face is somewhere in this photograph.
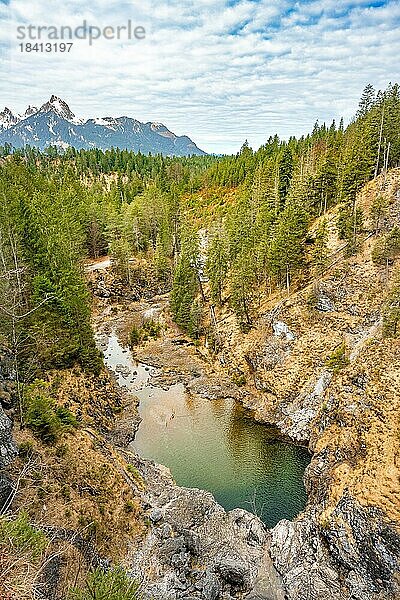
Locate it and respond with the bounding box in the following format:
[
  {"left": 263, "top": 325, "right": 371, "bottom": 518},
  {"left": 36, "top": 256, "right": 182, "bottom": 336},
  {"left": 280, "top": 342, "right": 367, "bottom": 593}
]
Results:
[
  {"left": 229, "top": 508, "right": 268, "bottom": 547},
  {"left": 272, "top": 321, "right": 295, "bottom": 341},
  {"left": 150, "top": 508, "right": 163, "bottom": 523},
  {"left": 270, "top": 495, "right": 400, "bottom": 600},
  {"left": 201, "top": 572, "right": 221, "bottom": 600},
  {"left": 246, "top": 547, "right": 286, "bottom": 600},
  {"left": 127, "top": 457, "right": 283, "bottom": 600},
  {"left": 186, "top": 376, "right": 242, "bottom": 401},
  {"left": 215, "top": 556, "right": 251, "bottom": 590},
  {"left": 321, "top": 494, "right": 400, "bottom": 599},
  {"left": 277, "top": 370, "right": 332, "bottom": 443},
  {"left": 0, "top": 405, "right": 17, "bottom": 468},
  {"left": 0, "top": 472, "right": 13, "bottom": 510},
  {"left": 270, "top": 516, "right": 342, "bottom": 600},
  {"left": 316, "top": 295, "right": 336, "bottom": 312}
]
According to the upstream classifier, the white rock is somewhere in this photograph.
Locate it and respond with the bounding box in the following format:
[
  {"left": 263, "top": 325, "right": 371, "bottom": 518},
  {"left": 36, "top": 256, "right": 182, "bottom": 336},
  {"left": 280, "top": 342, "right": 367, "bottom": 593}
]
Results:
[{"left": 273, "top": 321, "right": 295, "bottom": 341}]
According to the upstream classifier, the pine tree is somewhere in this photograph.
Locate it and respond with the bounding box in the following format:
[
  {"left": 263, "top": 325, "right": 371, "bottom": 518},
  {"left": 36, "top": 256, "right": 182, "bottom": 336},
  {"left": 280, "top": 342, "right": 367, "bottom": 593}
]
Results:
[
  {"left": 170, "top": 229, "right": 201, "bottom": 334},
  {"left": 229, "top": 251, "right": 257, "bottom": 330},
  {"left": 370, "top": 194, "right": 388, "bottom": 234},
  {"left": 278, "top": 147, "right": 293, "bottom": 207},
  {"left": 267, "top": 202, "right": 308, "bottom": 293},
  {"left": 109, "top": 238, "right": 132, "bottom": 285},
  {"left": 357, "top": 84, "right": 376, "bottom": 118}
]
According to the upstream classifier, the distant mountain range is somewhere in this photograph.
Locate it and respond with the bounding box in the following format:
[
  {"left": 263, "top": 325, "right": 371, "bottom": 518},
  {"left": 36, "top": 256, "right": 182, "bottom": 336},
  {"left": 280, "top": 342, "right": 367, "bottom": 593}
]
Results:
[{"left": 0, "top": 96, "right": 206, "bottom": 156}]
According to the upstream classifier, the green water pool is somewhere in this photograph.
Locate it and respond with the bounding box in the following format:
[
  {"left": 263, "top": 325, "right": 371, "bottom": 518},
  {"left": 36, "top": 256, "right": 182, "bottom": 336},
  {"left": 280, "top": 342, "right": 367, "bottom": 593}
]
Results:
[{"left": 104, "top": 332, "right": 310, "bottom": 528}]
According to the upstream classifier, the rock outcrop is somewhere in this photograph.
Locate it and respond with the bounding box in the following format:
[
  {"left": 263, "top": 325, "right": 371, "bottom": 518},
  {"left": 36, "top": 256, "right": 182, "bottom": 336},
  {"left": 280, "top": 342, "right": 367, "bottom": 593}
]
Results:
[
  {"left": 270, "top": 494, "right": 400, "bottom": 600},
  {"left": 125, "top": 454, "right": 285, "bottom": 600},
  {"left": 0, "top": 351, "right": 18, "bottom": 511}
]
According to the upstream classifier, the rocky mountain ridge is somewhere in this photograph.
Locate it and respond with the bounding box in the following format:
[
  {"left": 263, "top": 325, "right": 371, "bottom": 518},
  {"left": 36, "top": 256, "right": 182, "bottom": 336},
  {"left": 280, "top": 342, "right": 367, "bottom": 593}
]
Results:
[{"left": 0, "top": 95, "right": 206, "bottom": 156}]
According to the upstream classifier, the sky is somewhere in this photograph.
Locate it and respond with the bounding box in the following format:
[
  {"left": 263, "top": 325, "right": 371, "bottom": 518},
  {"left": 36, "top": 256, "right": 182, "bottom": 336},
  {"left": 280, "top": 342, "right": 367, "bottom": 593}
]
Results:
[{"left": 0, "top": 0, "right": 399, "bottom": 154}]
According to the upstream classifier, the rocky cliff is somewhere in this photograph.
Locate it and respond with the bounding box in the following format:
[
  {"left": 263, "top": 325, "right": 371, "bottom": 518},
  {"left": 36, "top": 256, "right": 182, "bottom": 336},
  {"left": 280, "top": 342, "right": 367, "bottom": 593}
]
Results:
[
  {"left": 0, "top": 351, "right": 18, "bottom": 511},
  {"left": 0, "top": 405, "right": 17, "bottom": 510},
  {"left": 202, "top": 169, "right": 400, "bottom": 599},
  {"left": 1, "top": 171, "right": 400, "bottom": 599}
]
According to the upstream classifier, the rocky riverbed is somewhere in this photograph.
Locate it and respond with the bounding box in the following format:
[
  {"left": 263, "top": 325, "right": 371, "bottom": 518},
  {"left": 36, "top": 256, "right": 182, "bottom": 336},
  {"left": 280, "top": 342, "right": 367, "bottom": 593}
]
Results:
[
  {"left": 88, "top": 256, "right": 400, "bottom": 600},
  {"left": 91, "top": 298, "right": 298, "bottom": 599}
]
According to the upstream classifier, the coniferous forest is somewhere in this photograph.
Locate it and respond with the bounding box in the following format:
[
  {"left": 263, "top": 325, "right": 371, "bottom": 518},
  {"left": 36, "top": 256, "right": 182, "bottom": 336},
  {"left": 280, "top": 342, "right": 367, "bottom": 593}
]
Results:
[
  {"left": 1, "top": 81, "right": 400, "bottom": 600},
  {"left": 1, "top": 83, "right": 399, "bottom": 380}
]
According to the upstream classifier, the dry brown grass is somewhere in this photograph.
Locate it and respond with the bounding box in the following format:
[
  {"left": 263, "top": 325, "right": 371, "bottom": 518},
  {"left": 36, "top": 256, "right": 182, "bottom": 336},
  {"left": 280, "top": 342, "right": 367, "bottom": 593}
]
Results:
[
  {"left": 10, "top": 426, "right": 145, "bottom": 561},
  {"left": 6, "top": 367, "right": 146, "bottom": 568},
  {"left": 201, "top": 168, "right": 400, "bottom": 524}
]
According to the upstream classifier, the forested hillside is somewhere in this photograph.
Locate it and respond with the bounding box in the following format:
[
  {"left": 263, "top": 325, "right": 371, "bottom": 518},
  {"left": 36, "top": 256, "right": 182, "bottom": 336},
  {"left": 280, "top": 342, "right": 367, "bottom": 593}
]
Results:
[
  {"left": 1, "top": 82, "right": 400, "bottom": 600},
  {"left": 1, "top": 83, "right": 399, "bottom": 369}
]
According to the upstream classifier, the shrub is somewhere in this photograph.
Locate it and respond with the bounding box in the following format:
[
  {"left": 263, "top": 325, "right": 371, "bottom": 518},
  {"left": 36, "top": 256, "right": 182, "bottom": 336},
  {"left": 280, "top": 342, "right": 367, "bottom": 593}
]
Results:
[
  {"left": 0, "top": 512, "right": 47, "bottom": 560},
  {"left": 141, "top": 319, "right": 161, "bottom": 340},
  {"left": 325, "top": 343, "right": 349, "bottom": 373},
  {"left": 383, "top": 279, "right": 400, "bottom": 337},
  {"left": 128, "top": 325, "right": 141, "bottom": 347},
  {"left": 126, "top": 464, "right": 140, "bottom": 477},
  {"left": 128, "top": 320, "right": 161, "bottom": 348},
  {"left": 79, "top": 345, "right": 103, "bottom": 377},
  {"left": 55, "top": 443, "right": 69, "bottom": 458},
  {"left": 372, "top": 226, "right": 400, "bottom": 265},
  {"left": 370, "top": 193, "right": 388, "bottom": 232},
  {"left": 55, "top": 406, "right": 79, "bottom": 428},
  {"left": 68, "top": 567, "right": 142, "bottom": 600},
  {"left": 306, "top": 287, "right": 318, "bottom": 310},
  {"left": 124, "top": 500, "right": 136, "bottom": 513},
  {"left": 18, "top": 441, "right": 36, "bottom": 460},
  {"left": 24, "top": 386, "right": 78, "bottom": 444},
  {"left": 25, "top": 393, "right": 62, "bottom": 444},
  {"left": 232, "top": 374, "right": 246, "bottom": 387},
  {"left": 126, "top": 464, "right": 145, "bottom": 487}
]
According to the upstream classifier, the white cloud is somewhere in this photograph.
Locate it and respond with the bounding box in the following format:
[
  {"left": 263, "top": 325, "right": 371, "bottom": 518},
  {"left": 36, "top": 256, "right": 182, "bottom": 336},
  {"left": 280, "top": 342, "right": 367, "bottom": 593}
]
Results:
[{"left": 0, "top": 0, "right": 399, "bottom": 153}]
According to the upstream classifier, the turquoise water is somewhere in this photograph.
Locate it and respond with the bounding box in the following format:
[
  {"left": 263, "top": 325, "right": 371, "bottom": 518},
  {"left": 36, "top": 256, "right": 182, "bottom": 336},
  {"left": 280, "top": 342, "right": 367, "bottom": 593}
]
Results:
[{"left": 102, "top": 332, "right": 310, "bottom": 528}]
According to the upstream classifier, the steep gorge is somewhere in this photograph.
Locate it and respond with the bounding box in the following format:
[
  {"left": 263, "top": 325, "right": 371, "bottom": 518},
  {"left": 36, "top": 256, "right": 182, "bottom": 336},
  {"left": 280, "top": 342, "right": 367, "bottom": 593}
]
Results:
[
  {"left": 1, "top": 169, "right": 400, "bottom": 600},
  {"left": 82, "top": 169, "right": 400, "bottom": 599}
]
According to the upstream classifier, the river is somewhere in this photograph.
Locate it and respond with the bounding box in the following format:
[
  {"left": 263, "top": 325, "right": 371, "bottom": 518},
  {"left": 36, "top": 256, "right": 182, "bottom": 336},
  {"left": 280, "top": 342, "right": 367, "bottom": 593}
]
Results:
[{"left": 100, "top": 329, "right": 310, "bottom": 528}]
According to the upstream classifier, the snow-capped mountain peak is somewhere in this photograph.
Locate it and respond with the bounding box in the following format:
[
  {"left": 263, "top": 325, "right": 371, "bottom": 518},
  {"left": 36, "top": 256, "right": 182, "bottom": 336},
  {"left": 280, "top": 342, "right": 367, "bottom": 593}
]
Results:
[
  {"left": 0, "top": 97, "right": 206, "bottom": 156},
  {"left": 21, "top": 105, "right": 39, "bottom": 119},
  {"left": 0, "top": 107, "right": 19, "bottom": 130},
  {"left": 39, "top": 95, "right": 84, "bottom": 125},
  {"left": 90, "top": 116, "right": 119, "bottom": 129}
]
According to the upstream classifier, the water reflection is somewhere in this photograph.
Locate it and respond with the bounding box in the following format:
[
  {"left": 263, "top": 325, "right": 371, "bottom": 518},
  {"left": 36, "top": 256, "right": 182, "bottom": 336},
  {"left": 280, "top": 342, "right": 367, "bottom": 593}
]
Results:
[{"left": 100, "top": 330, "right": 310, "bottom": 527}]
